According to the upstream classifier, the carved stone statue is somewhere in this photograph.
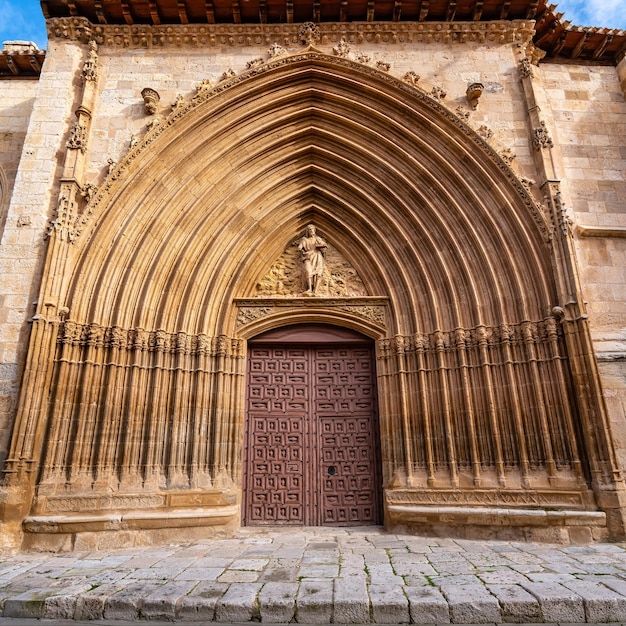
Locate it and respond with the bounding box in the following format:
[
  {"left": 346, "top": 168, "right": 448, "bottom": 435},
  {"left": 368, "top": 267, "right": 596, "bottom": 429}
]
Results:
[{"left": 297, "top": 224, "right": 327, "bottom": 295}]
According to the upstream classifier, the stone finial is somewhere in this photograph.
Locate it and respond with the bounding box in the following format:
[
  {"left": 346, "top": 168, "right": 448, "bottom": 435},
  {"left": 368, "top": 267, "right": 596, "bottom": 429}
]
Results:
[
  {"left": 141, "top": 87, "right": 160, "bottom": 115},
  {"left": 532, "top": 120, "right": 554, "bottom": 150},
  {"left": 466, "top": 82, "right": 484, "bottom": 109},
  {"left": 299, "top": 22, "right": 320, "bottom": 45}
]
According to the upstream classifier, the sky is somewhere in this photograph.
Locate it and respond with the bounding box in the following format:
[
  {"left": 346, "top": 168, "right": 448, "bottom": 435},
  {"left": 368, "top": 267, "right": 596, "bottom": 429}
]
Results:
[{"left": 0, "top": 0, "right": 625, "bottom": 51}]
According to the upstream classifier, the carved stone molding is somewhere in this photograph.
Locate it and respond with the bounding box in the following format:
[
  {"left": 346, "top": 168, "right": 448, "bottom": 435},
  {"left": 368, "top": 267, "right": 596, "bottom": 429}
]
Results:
[
  {"left": 532, "top": 120, "right": 554, "bottom": 150},
  {"left": 386, "top": 488, "right": 589, "bottom": 509},
  {"left": 84, "top": 50, "right": 551, "bottom": 247},
  {"left": 234, "top": 297, "right": 389, "bottom": 329},
  {"left": 47, "top": 17, "right": 535, "bottom": 49},
  {"left": 57, "top": 321, "right": 245, "bottom": 357}
]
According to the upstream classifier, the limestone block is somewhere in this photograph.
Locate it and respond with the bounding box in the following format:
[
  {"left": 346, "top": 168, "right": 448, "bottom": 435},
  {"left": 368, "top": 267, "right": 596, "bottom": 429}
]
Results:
[
  {"left": 3, "top": 589, "right": 56, "bottom": 618},
  {"left": 404, "top": 585, "right": 450, "bottom": 624},
  {"left": 368, "top": 583, "right": 410, "bottom": 624},
  {"left": 296, "top": 580, "right": 333, "bottom": 623},
  {"left": 175, "top": 581, "right": 228, "bottom": 621},
  {"left": 103, "top": 582, "right": 165, "bottom": 620},
  {"left": 562, "top": 579, "right": 626, "bottom": 622},
  {"left": 440, "top": 583, "right": 501, "bottom": 623},
  {"left": 140, "top": 580, "right": 197, "bottom": 620},
  {"left": 487, "top": 584, "right": 542, "bottom": 622},
  {"left": 73, "top": 583, "right": 129, "bottom": 620},
  {"left": 333, "top": 576, "right": 370, "bottom": 623},
  {"left": 521, "top": 581, "right": 585, "bottom": 623},
  {"left": 214, "top": 582, "right": 262, "bottom": 622},
  {"left": 258, "top": 581, "right": 298, "bottom": 623}
]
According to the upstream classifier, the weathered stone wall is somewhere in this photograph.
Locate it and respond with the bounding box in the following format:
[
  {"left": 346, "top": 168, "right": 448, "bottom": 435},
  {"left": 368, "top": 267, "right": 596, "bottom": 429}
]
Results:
[
  {"left": 0, "top": 41, "right": 84, "bottom": 466},
  {"left": 539, "top": 61, "right": 626, "bottom": 470}
]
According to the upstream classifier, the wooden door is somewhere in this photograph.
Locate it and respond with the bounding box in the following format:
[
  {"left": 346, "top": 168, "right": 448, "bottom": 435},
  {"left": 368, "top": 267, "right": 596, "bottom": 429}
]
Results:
[{"left": 243, "top": 327, "right": 381, "bottom": 526}]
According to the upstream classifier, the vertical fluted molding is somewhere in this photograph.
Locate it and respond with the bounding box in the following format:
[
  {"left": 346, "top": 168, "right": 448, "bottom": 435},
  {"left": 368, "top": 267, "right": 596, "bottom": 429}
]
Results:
[
  {"left": 476, "top": 325, "right": 506, "bottom": 486},
  {"left": 393, "top": 336, "right": 414, "bottom": 481},
  {"left": 414, "top": 333, "right": 435, "bottom": 485},
  {"left": 433, "top": 330, "right": 458, "bottom": 487},
  {"left": 499, "top": 323, "right": 531, "bottom": 487},
  {"left": 454, "top": 328, "right": 481, "bottom": 486}
]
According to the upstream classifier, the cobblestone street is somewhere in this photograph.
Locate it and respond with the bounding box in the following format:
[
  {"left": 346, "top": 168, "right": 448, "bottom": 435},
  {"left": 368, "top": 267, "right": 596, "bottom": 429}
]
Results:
[{"left": 1, "top": 527, "right": 626, "bottom": 622}]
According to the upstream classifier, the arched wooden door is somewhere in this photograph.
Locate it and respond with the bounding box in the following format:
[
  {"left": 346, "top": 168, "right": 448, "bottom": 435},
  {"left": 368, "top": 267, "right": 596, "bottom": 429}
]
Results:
[{"left": 243, "top": 324, "right": 383, "bottom": 526}]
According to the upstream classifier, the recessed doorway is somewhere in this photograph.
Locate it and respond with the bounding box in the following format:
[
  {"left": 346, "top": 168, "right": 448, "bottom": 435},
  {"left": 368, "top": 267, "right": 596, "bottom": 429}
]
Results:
[{"left": 242, "top": 325, "right": 383, "bottom": 526}]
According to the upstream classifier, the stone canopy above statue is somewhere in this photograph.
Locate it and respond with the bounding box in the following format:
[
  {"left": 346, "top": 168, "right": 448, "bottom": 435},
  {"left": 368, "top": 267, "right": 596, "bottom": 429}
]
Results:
[{"left": 255, "top": 224, "right": 369, "bottom": 298}]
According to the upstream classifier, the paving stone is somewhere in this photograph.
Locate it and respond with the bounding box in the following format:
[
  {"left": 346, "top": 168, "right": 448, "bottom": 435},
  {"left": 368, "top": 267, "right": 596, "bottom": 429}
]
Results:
[
  {"left": 522, "top": 581, "right": 585, "bottom": 623},
  {"left": 73, "top": 583, "right": 129, "bottom": 620},
  {"left": 296, "top": 579, "right": 333, "bottom": 623},
  {"left": 176, "top": 567, "right": 224, "bottom": 581},
  {"left": 440, "top": 583, "right": 501, "bottom": 623},
  {"left": 214, "top": 582, "right": 262, "bottom": 622},
  {"left": 175, "top": 581, "right": 228, "bottom": 621},
  {"left": 368, "top": 583, "right": 409, "bottom": 624},
  {"left": 334, "top": 576, "right": 370, "bottom": 623},
  {"left": 42, "top": 583, "right": 94, "bottom": 619},
  {"left": 487, "top": 584, "right": 542, "bottom": 623},
  {"left": 3, "top": 589, "right": 56, "bottom": 618},
  {"left": 140, "top": 580, "right": 198, "bottom": 620},
  {"left": 404, "top": 585, "right": 450, "bottom": 624},
  {"left": 562, "top": 579, "right": 626, "bottom": 622},
  {"left": 258, "top": 581, "right": 298, "bottom": 623},
  {"left": 103, "top": 582, "right": 164, "bottom": 620}
]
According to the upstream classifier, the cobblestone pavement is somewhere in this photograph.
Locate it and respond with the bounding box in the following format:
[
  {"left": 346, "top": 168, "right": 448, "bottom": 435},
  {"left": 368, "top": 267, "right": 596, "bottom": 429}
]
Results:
[{"left": 1, "top": 527, "right": 626, "bottom": 623}]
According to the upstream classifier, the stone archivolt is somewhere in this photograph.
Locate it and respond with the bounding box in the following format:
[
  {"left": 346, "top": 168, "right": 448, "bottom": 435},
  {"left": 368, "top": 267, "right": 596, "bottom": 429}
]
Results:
[{"left": 5, "top": 46, "right": 624, "bottom": 544}]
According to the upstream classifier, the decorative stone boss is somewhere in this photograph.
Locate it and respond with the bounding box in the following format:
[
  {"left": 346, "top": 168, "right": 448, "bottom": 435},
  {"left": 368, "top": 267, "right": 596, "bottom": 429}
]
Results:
[{"left": 297, "top": 224, "right": 327, "bottom": 295}]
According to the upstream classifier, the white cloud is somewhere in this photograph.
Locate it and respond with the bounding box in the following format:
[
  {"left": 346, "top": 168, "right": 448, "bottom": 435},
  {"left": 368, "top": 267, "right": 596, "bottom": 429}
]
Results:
[{"left": 556, "top": 0, "right": 626, "bottom": 29}]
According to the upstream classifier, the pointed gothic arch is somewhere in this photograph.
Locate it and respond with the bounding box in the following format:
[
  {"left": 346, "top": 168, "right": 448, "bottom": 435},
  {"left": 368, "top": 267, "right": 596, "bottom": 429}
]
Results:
[{"left": 8, "top": 49, "right": 619, "bottom": 544}]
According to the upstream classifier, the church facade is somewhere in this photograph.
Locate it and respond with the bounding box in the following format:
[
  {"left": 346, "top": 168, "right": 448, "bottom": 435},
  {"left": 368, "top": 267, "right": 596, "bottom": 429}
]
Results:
[{"left": 0, "top": 0, "right": 625, "bottom": 550}]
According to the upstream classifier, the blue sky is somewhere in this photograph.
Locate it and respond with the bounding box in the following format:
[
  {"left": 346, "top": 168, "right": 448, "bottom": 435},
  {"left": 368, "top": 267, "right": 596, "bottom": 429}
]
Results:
[{"left": 0, "top": 0, "right": 625, "bottom": 50}]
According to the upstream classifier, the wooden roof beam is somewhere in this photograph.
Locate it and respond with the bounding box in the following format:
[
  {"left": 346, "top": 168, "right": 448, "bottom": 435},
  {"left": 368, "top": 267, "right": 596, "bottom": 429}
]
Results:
[
  {"left": 571, "top": 32, "right": 589, "bottom": 58},
  {"left": 67, "top": 1, "right": 78, "bottom": 15},
  {"left": 5, "top": 56, "right": 19, "bottom": 75},
  {"left": 472, "top": 0, "right": 483, "bottom": 20},
  {"left": 178, "top": 0, "right": 189, "bottom": 23},
  {"left": 551, "top": 30, "right": 567, "bottom": 56},
  {"left": 286, "top": 0, "right": 293, "bottom": 23},
  {"left": 259, "top": 0, "right": 266, "bottom": 22},
  {"left": 367, "top": 0, "right": 375, "bottom": 21},
  {"left": 534, "top": 22, "right": 557, "bottom": 46},
  {"left": 232, "top": 0, "right": 241, "bottom": 23},
  {"left": 313, "top": 0, "right": 320, "bottom": 22},
  {"left": 40, "top": 1, "right": 51, "bottom": 19},
  {"left": 526, "top": 0, "right": 538, "bottom": 19},
  {"left": 121, "top": 0, "right": 134, "bottom": 24},
  {"left": 148, "top": 0, "right": 161, "bottom": 24},
  {"left": 418, "top": 0, "right": 429, "bottom": 21},
  {"left": 29, "top": 55, "right": 42, "bottom": 73},
  {"left": 339, "top": 0, "right": 347, "bottom": 21},
  {"left": 393, "top": 0, "right": 402, "bottom": 21},
  {"left": 205, "top": 0, "right": 215, "bottom": 22},
  {"left": 499, "top": 1, "right": 510, "bottom": 19},
  {"left": 593, "top": 33, "right": 613, "bottom": 59},
  {"left": 446, "top": 0, "right": 456, "bottom": 20},
  {"left": 94, "top": 0, "right": 107, "bottom": 23}
]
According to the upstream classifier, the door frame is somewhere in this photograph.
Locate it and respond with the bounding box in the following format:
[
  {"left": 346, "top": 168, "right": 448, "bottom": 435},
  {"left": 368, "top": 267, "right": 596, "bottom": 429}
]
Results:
[{"left": 242, "top": 323, "right": 383, "bottom": 526}]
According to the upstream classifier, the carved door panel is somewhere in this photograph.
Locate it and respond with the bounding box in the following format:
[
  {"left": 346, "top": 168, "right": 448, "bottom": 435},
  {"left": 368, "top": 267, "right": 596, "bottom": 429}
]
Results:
[{"left": 244, "top": 341, "right": 381, "bottom": 526}]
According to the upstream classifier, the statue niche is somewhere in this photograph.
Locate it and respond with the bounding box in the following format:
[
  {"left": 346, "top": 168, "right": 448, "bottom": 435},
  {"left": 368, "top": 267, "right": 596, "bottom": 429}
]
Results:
[{"left": 255, "top": 225, "right": 368, "bottom": 297}]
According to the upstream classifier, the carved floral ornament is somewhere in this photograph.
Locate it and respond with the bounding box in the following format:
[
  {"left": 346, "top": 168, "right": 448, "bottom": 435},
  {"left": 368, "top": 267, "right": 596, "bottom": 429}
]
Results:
[
  {"left": 46, "top": 17, "right": 536, "bottom": 48},
  {"left": 70, "top": 48, "right": 549, "bottom": 248}
]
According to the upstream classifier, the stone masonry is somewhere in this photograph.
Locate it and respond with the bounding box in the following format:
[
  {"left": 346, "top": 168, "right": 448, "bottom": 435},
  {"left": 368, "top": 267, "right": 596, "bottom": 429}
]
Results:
[{"left": 2, "top": 527, "right": 626, "bottom": 622}]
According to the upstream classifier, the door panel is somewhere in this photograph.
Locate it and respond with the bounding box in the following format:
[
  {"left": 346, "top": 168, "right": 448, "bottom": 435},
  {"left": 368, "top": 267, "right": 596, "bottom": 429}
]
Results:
[{"left": 244, "top": 339, "right": 381, "bottom": 526}]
